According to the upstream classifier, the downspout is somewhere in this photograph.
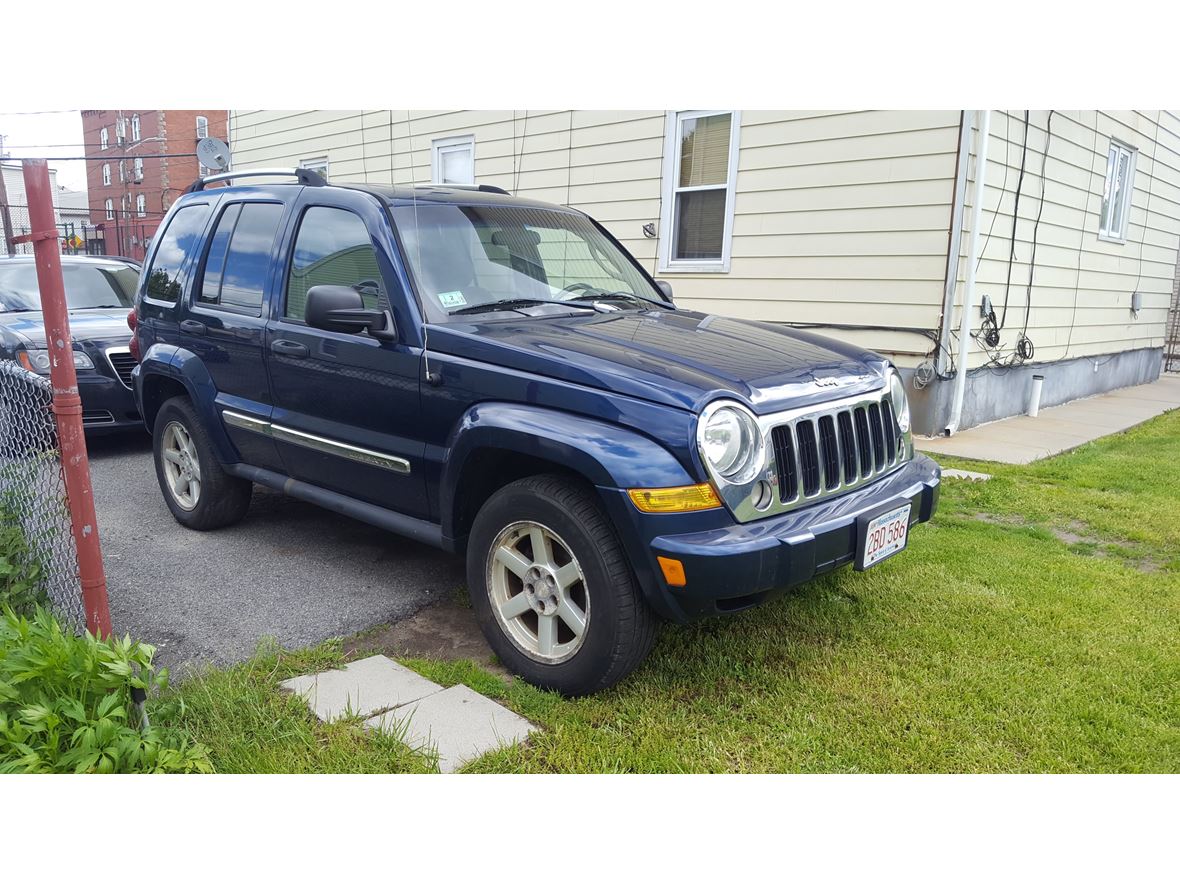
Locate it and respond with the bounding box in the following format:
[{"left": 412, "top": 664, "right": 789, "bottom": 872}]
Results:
[{"left": 944, "top": 109, "right": 991, "bottom": 436}]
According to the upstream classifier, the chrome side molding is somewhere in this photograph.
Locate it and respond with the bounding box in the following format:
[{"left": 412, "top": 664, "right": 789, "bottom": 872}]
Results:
[{"left": 221, "top": 410, "right": 411, "bottom": 475}]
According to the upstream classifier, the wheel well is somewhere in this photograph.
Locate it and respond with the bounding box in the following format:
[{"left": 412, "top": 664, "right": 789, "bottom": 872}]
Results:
[
  {"left": 450, "top": 449, "right": 587, "bottom": 548},
  {"left": 140, "top": 374, "right": 189, "bottom": 433}
]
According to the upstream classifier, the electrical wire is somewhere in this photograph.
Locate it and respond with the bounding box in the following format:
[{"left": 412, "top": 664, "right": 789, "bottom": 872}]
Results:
[{"left": 999, "top": 110, "right": 1031, "bottom": 330}]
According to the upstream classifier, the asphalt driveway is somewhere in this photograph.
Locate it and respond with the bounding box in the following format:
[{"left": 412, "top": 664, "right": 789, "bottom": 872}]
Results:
[{"left": 87, "top": 433, "right": 464, "bottom": 671}]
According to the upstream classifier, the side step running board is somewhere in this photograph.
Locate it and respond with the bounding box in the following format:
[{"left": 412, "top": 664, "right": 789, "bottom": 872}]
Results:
[{"left": 224, "top": 463, "right": 448, "bottom": 551}]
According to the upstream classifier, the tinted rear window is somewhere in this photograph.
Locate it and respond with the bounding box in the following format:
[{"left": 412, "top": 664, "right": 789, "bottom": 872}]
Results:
[
  {"left": 0, "top": 262, "right": 139, "bottom": 313},
  {"left": 144, "top": 203, "right": 212, "bottom": 302},
  {"left": 207, "top": 203, "right": 283, "bottom": 315}
]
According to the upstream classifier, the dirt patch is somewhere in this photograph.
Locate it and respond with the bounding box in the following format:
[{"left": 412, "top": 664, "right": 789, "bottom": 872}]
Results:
[
  {"left": 344, "top": 595, "right": 508, "bottom": 677},
  {"left": 971, "top": 513, "right": 1162, "bottom": 572}
]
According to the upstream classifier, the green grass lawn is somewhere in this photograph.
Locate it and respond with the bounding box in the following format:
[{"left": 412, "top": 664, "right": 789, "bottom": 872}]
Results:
[{"left": 157, "top": 410, "right": 1180, "bottom": 773}]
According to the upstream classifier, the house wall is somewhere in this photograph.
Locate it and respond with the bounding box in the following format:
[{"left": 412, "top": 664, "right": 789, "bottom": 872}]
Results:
[
  {"left": 228, "top": 109, "right": 1180, "bottom": 433},
  {"left": 230, "top": 110, "right": 962, "bottom": 364},
  {"left": 1, "top": 162, "right": 62, "bottom": 255},
  {"left": 947, "top": 110, "right": 1180, "bottom": 370},
  {"left": 80, "top": 109, "right": 229, "bottom": 259}
]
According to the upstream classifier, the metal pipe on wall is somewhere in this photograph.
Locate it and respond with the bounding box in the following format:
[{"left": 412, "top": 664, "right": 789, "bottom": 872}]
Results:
[{"left": 945, "top": 110, "right": 991, "bottom": 436}]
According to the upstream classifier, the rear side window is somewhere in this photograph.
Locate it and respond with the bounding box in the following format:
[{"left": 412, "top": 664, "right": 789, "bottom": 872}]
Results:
[
  {"left": 199, "top": 202, "right": 283, "bottom": 315},
  {"left": 285, "top": 206, "right": 382, "bottom": 321},
  {"left": 144, "top": 203, "right": 212, "bottom": 303}
]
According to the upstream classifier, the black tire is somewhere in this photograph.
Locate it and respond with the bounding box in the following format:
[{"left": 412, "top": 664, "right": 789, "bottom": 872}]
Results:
[
  {"left": 153, "top": 396, "right": 251, "bottom": 530},
  {"left": 466, "top": 474, "right": 656, "bottom": 696}
]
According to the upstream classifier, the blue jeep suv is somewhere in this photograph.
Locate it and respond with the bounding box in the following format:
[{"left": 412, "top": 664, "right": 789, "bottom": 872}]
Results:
[{"left": 132, "top": 168, "right": 940, "bottom": 695}]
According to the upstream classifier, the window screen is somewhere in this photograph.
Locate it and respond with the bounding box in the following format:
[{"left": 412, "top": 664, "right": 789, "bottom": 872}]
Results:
[{"left": 144, "top": 203, "right": 212, "bottom": 302}]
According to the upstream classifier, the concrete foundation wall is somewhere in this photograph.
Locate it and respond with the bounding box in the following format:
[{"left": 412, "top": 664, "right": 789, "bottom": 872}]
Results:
[{"left": 906, "top": 346, "right": 1163, "bottom": 436}]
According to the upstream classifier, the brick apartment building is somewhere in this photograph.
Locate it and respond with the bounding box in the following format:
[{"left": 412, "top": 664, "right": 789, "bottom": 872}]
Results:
[{"left": 81, "top": 109, "right": 228, "bottom": 260}]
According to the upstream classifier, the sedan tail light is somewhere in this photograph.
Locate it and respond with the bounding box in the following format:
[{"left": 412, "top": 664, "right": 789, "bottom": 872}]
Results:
[{"left": 127, "top": 309, "right": 141, "bottom": 361}]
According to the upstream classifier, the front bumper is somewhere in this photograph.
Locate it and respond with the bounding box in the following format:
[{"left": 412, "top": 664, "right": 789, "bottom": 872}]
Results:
[
  {"left": 77, "top": 372, "right": 142, "bottom": 433},
  {"left": 601, "top": 455, "right": 940, "bottom": 622}
]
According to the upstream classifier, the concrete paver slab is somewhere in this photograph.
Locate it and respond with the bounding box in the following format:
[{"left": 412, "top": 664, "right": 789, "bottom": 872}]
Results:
[
  {"left": 280, "top": 654, "right": 442, "bottom": 722},
  {"left": 366, "top": 684, "right": 536, "bottom": 773},
  {"left": 942, "top": 469, "right": 993, "bottom": 481}
]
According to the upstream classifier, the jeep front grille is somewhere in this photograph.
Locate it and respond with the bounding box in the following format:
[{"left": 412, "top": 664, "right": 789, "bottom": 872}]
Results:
[{"left": 768, "top": 389, "right": 907, "bottom": 508}]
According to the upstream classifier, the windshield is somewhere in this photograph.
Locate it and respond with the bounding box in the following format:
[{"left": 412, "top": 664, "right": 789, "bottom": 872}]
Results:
[
  {"left": 0, "top": 261, "right": 139, "bottom": 313},
  {"left": 391, "top": 204, "right": 665, "bottom": 320}
]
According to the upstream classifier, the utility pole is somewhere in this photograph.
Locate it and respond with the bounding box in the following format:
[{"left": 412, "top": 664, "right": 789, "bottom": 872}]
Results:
[{"left": 0, "top": 133, "right": 17, "bottom": 256}]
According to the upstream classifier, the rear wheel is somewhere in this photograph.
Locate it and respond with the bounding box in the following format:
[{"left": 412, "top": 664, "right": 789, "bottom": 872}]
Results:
[
  {"left": 467, "top": 474, "right": 656, "bottom": 696},
  {"left": 153, "top": 396, "right": 251, "bottom": 530}
]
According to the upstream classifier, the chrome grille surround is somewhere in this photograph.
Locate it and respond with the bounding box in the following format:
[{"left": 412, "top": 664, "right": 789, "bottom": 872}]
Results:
[
  {"left": 702, "top": 384, "right": 914, "bottom": 524},
  {"left": 104, "top": 346, "right": 136, "bottom": 389}
]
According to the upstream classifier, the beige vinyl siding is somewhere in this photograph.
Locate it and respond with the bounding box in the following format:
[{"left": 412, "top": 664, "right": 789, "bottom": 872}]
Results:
[
  {"left": 229, "top": 109, "right": 1180, "bottom": 372},
  {"left": 231, "top": 110, "right": 959, "bottom": 363},
  {"left": 949, "top": 110, "right": 1180, "bottom": 368}
]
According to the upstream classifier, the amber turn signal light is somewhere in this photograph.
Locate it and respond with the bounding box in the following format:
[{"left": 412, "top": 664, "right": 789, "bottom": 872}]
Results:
[
  {"left": 627, "top": 483, "right": 721, "bottom": 513},
  {"left": 657, "top": 556, "right": 687, "bottom": 587}
]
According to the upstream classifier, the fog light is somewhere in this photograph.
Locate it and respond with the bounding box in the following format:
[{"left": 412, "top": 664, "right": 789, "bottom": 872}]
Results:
[{"left": 751, "top": 480, "right": 773, "bottom": 511}]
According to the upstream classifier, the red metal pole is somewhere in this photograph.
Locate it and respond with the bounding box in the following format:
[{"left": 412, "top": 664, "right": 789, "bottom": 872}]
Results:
[{"left": 17, "top": 160, "right": 112, "bottom": 638}]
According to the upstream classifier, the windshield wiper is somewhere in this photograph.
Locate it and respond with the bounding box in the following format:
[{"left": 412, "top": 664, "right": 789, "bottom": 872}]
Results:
[
  {"left": 449, "top": 298, "right": 581, "bottom": 316},
  {"left": 560, "top": 291, "right": 664, "bottom": 310}
]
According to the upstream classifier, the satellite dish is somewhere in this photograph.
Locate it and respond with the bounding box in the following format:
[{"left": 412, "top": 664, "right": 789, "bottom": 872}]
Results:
[{"left": 196, "top": 137, "right": 231, "bottom": 172}]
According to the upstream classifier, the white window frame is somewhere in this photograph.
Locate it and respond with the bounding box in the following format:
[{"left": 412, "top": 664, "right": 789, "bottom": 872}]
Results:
[
  {"left": 657, "top": 110, "right": 741, "bottom": 274},
  {"left": 116, "top": 117, "right": 126, "bottom": 142},
  {"left": 300, "top": 156, "right": 329, "bottom": 182},
  {"left": 104, "top": 198, "right": 113, "bottom": 220},
  {"left": 133, "top": 157, "right": 143, "bottom": 181},
  {"left": 100, "top": 127, "right": 108, "bottom": 150},
  {"left": 136, "top": 193, "right": 146, "bottom": 218},
  {"left": 196, "top": 115, "right": 209, "bottom": 140},
  {"left": 102, "top": 163, "right": 111, "bottom": 186},
  {"left": 118, "top": 160, "right": 125, "bottom": 183},
  {"left": 430, "top": 135, "right": 476, "bottom": 185},
  {"left": 1098, "top": 137, "right": 1137, "bottom": 244},
  {"left": 131, "top": 113, "right": 141, "bottom": 142}
]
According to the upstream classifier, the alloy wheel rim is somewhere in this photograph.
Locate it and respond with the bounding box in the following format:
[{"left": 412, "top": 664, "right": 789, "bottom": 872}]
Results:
[
  {"left": 486, "top": 520, "right": 589, "bottom": 664},
  {"left": 161, "top": 421, "right": 201, "bottom": 511}
]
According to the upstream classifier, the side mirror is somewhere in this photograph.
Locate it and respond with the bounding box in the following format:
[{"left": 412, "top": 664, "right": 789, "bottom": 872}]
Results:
[
  {"left": 305, "top": 285, "right": 396, "bottom": 341},
  {"left": 654, "top": 279, "right": 674, "bottom": 303}
]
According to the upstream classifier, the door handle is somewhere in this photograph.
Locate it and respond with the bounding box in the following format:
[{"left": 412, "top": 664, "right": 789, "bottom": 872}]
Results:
[
  {"left": 270, "top": 339, "right": 309, "bottom": 358},
  {"left": 180, "top": 319, "right": 206, "bottom": 336}
]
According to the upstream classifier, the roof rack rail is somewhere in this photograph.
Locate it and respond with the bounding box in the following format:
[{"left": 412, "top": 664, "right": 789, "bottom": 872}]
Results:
[
  {"left": 184, "top": 167, "right": 327, "bottom": 194},
  {"left": 413, "top": 183, "right": 511, "bottom": 196}
]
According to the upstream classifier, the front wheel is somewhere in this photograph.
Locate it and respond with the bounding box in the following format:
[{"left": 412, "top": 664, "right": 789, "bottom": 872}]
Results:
[{"left": 466, "top": 474, "right": 656, "bottom": 696}]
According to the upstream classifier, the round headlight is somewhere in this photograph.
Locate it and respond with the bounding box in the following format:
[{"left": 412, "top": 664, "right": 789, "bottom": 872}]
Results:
[
  {"left": 889, "top": 370, "right": 911, "bottom": 434},
  {"left": 699, "top": 404, "right": 763, "bottom": 482}
]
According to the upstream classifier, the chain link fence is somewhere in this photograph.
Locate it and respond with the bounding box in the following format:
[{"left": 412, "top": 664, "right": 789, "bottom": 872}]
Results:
[{"left": 0, "top": 360, "right": 87, "bottom": 630}]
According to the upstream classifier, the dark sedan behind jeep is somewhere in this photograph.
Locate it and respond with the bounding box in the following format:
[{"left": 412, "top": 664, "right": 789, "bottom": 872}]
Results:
[{"left": 0, "top": 255, "right": 142, "bottom": 432}]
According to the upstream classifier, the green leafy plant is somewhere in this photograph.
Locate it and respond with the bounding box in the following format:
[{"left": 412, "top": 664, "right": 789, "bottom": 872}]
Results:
[
  {"left": 0, "top": 607, "right": 212, "bottom": 773},
  {"left": 0, "top": 506, "right": 49, "bottom": 617}
]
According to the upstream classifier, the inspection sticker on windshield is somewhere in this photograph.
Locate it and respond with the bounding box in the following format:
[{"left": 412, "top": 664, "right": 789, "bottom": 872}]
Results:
[
  {"left": 856, "top": 503, "right": 911, "bottom": 570},
  {"left": 438, "top": 290, "right": 467, "bottom": 308}
]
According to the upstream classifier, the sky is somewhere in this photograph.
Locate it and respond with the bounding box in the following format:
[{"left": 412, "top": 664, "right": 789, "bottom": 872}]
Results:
[{"left": 0, "top": 110, "right": 89, "bottom": 192}]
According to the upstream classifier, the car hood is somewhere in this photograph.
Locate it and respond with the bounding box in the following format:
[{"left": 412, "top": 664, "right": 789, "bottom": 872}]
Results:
[
  {"left": 0, "top": 309, "right": 131, "bottom": 348},
  {"left": 428, "top": 308, "right": 888, "bottom": 413}
]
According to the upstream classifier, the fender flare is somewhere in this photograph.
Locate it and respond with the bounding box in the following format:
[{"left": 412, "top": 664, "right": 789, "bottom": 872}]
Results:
[
  {"left": 439, "top": 401, "right": 695, "bottom": 539},
  {"left": 136, "top": 344, "right": 238, "bottom": 463}
]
